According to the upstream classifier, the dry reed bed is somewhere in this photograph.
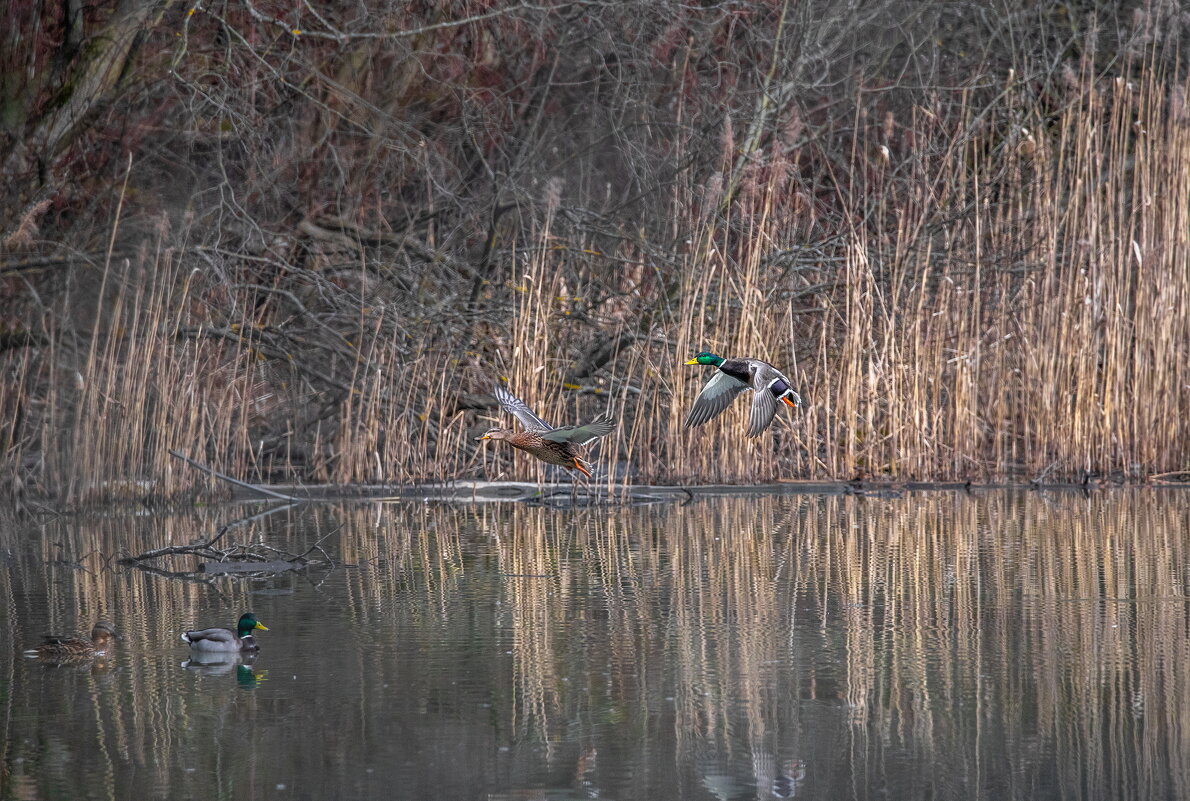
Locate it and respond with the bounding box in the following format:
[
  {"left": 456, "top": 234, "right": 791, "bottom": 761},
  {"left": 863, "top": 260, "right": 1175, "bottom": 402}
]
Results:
[{"left": 2, "top": 68, "right": 1189, "bottom": 500}]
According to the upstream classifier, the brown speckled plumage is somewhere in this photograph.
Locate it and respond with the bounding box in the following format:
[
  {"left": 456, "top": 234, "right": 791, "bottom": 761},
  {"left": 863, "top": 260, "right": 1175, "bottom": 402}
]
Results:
[
  {"left": 478, "top": 384, "right": 615, "bottom": 478},
  {"left": 27, "top": 621, "right": 118, "bottom": 659}
]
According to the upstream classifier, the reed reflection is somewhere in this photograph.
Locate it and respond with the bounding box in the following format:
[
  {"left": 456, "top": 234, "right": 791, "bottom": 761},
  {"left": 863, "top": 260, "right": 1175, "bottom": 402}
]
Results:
[{"left": 0, "top": 490, "right": 1186, "bottom": 800}]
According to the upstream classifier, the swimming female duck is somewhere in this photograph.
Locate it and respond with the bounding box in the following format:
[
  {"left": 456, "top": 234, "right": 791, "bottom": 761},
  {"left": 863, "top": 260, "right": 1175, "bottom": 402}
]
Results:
[
  {"left": 181, "top": 612, "right": 269, "bottom": 653},
  {"left": 25, "top": 621, "right": 119, "bottom": 659},
  {"left": 477, "top": 384, "right": 615, "bottom": 478},
  {"left": 684, "top": 352, "right": 803, "bottom": 437}
]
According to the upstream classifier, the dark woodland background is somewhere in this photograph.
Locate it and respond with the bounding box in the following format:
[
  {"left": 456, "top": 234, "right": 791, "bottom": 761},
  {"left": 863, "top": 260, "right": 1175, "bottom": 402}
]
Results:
[{"left": 2, "top": 0, "right": 1189, "bottom": 501}]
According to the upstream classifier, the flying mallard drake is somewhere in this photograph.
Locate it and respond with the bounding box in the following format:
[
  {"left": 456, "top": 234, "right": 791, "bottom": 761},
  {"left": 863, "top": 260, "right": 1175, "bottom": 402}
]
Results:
[
  {"left": 25, "top": 621, "right": 119, "bottom": 659},
  {"left": 181, "top": 612, "right": 268, "bottom": 653},
  {"left": 684, "top": 352, "right": 803, "bottom": 437},
  {"left": 478, "top": 384, "right": 615, "bottom": 478}
]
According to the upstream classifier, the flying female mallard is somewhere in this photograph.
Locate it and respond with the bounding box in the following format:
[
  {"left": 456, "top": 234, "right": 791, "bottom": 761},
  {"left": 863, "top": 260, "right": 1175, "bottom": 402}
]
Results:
[
  {"left": 684, "top": 352, "right": 803, "bottom": 437},
  {"left": 181, "top": 612, "right": 269, "bottom": 653},
  {"left": 25, "top": 621, "right": 119, "bottom": 659},
  {"left": 477, "top": 384, "right": 615, "bottom": 478}
]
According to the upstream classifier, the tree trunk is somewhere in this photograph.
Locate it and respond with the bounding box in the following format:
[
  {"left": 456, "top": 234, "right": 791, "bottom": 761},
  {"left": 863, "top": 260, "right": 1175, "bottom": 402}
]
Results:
[{"left": 2, "top": 0, "right": 172, "bottom": 235}]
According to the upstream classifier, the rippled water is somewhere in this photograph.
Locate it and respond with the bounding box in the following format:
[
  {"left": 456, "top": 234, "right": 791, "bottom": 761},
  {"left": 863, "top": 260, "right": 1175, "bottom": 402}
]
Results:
[{"left": 1, "top": 489, "right": 1188, "bottom": 800}]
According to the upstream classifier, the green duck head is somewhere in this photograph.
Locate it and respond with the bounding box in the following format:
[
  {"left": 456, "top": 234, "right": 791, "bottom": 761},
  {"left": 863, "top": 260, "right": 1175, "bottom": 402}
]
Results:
[
  {"left": 685, "top": 351, "right": 725, "bottom": 367},
  {"left": 237, "top": 613, "right": 268, "bottom": 638}
]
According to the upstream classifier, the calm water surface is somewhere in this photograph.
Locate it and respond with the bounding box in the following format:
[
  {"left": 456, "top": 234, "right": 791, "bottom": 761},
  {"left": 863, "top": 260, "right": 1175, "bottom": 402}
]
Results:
[{"left": 1, "top": 489, "right": 1188, "bottom": 801}]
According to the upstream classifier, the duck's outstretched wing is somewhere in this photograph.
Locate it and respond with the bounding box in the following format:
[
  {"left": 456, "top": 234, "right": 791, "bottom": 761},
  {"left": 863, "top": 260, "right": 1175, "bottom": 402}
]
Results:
[
  {"left": 493, "top": 384, "right": 553, "bottom": 431},
  {"left": 542, "top": 411, "right": 616, "bottom": 444},
  {"left": 747, "top": 387, "right": 780, "bottom": 437},
  {"left": 685, "top": 370, "right": 749, "bottom": 428}
]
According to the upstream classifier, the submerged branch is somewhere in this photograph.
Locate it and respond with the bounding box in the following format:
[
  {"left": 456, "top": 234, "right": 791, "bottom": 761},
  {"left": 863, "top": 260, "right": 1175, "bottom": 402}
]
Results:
[
  {"left": 119, "top": 502, "right": 335, "bottom": 580},
  {"left": 120, "top": 502, "right": 303, "bottom": 564}
]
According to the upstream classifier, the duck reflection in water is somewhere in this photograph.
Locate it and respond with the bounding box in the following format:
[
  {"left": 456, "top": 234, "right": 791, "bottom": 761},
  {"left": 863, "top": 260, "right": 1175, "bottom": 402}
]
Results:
[
  {"left": 574, "top": 745, "right": 598, "bottom": 798},
  {"left": 182, "top": 651, "right": 268, "bottom": 688},
  {"left": 703, "top": 753, "right": 806, "bottom": 800},
  {"left": 770, "top": 759, "right": 806, "bottom": 799},
  {"left": 486, "top": 744, "right": 600, "bottom": 800}
]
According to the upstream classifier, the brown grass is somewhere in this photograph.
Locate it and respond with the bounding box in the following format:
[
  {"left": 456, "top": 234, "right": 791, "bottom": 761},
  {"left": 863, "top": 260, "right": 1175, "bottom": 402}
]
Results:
[{"left": 2, "top": 66, "right": 1190, "bottom": 500}]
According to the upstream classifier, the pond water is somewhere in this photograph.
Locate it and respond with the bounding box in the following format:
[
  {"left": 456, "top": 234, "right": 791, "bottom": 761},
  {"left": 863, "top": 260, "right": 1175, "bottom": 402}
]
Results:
[{"left": 1, "top": 489, "right": 1188, "bottom": 801}]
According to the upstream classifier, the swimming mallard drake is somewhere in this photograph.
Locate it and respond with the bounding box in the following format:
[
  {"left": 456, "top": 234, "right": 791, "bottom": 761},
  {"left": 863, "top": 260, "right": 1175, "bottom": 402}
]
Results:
[
  {"left": 685, "top": 352, "right": 803, "bottom": 437},
  {"left": 478, "top": 384, "right": 615, "bottom": 478},
  {"left": 181, "top": 612, "right": 268, "bottom": 653},
  {"left": 25, "top": 621, "right": 119, "bottom": 659}
]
